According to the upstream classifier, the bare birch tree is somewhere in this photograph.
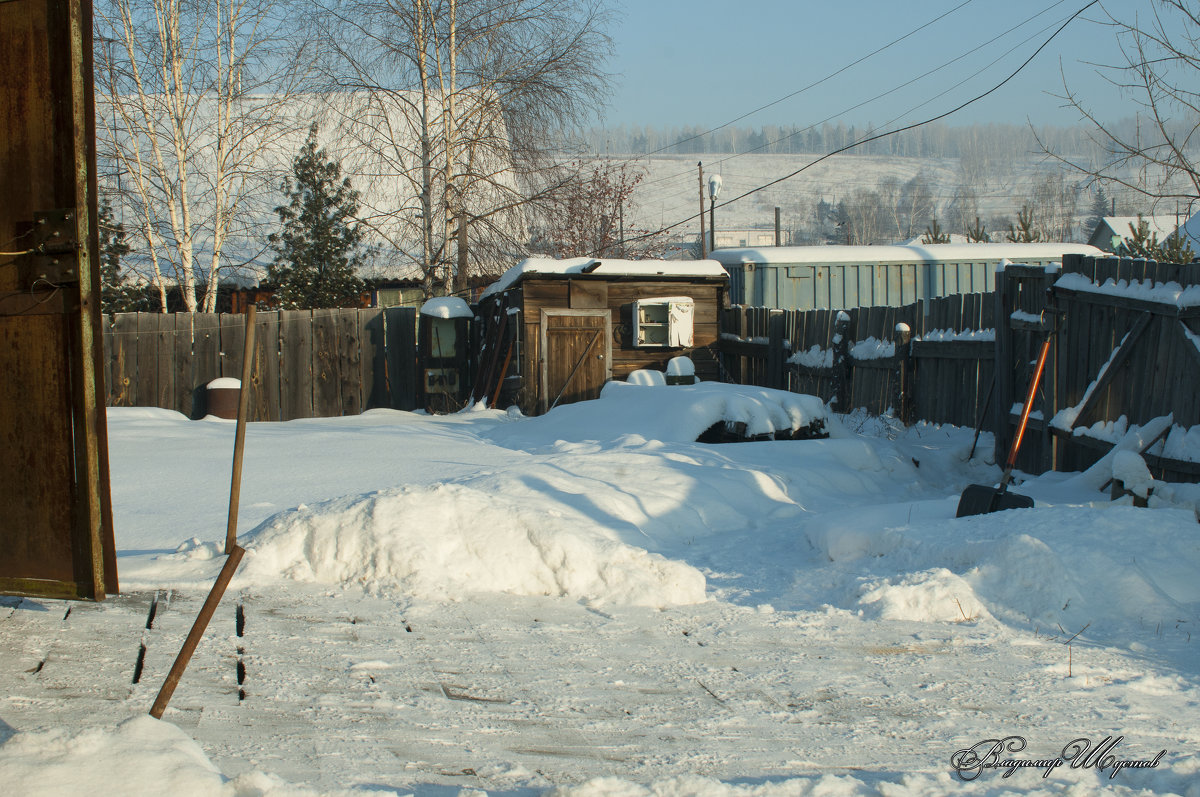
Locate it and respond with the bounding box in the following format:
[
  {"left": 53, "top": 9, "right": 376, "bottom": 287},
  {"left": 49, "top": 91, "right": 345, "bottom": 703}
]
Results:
[
  {"left": 314, "top": 0, "right": 614, "bottom": 299},
  {"left": 1044, "top": 0, "right": 1200, "bottom": 215},
  {"left": 95, "top": 0, "right": 314, "bottom": 311}
]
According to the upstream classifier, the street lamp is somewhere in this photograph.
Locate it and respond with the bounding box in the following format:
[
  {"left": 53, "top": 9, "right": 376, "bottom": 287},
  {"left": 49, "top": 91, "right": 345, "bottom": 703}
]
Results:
[{"left": 707, "top": 174, "right": 722, "bottom": 255}]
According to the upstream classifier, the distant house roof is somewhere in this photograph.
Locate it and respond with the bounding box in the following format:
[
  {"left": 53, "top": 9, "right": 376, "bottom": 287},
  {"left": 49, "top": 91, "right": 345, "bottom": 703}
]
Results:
[
  {"left": 1088, "top": 215, "right": 1179, "bottom": 252},
  {"left": 481, "top": 257, "right": 728, "bottom": 299}
]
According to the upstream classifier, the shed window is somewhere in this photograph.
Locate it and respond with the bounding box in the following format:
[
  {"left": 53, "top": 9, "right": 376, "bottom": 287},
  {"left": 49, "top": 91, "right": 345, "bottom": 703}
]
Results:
[{"left": 633, "top": 297, "right": 694, "bottom": 348}]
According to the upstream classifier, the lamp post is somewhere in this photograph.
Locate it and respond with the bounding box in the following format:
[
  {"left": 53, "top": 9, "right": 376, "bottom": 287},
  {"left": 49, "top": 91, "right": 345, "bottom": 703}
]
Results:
[{"left": 707, "top": 174, "right": 722, "bottom": 255}]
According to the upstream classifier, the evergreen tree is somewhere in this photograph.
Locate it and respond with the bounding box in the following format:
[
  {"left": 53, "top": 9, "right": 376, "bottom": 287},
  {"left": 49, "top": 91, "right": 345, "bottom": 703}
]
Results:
[
  {"left": 1086, "top": 188, "right": 1110, "bottom": 234},
  {"left": 1122, "top": 215, "right": 1196, "bottom": 263},
  {"left": 1005, "top": 205, "right": 1043, "bottom": 243},
  {"left": 966, "top": 216, "right": 990, "bottom": 243},
  {"left": 268, "top": 124, "right": 366, "bottom": 309},
  {"left": 98, "top": 200, "right": 151, "bottom": 313},
  {"left": 920, "top": 219, "right": 951, "bottom": 244}
]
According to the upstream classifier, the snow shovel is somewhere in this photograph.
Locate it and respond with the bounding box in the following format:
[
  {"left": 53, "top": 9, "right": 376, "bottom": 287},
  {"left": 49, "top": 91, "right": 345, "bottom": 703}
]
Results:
[{"left": 956, "top": 331, "right": 1052, "bottom": 518}]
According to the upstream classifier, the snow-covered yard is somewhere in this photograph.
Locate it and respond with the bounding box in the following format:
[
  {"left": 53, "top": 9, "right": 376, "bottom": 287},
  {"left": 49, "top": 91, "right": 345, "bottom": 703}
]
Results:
[{"left": 2, "top": 381, "right": 1199, "bottom": 796}]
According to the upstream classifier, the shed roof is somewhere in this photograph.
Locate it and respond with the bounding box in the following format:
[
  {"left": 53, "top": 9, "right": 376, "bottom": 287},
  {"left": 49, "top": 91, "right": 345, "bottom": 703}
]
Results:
[{"left": 481, "top": 257, "right": 728, "bottom": 299}]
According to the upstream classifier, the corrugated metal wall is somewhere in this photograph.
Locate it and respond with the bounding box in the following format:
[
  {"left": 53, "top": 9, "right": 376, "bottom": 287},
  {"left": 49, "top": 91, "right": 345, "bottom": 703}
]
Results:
[{"left": 728, "top": 258, "right": 1059, "bottom": 310}]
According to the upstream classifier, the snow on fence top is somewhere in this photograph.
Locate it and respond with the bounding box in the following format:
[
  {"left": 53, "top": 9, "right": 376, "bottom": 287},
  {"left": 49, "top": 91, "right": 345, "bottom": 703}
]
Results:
[
  {"left": 481, "top": 257, "right": 728, "bottom": 299},
  {"left": 709, "top": 242, "right": 1102, "bottom": 266},
  {"left": 419, "top": 296, "right": 473, "bottom": 319},
  {"left": 1055, "top": 272, "right": 1200, "bottom": 307}
]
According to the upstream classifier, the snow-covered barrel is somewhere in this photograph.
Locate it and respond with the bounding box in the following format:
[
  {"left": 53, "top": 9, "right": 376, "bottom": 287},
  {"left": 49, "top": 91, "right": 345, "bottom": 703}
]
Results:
[
  {"left": 205, "top": 377, "right": 241, "bottom": 419},
  {"left": 665, "top": 356, "right": 696, "bottom": 385}
]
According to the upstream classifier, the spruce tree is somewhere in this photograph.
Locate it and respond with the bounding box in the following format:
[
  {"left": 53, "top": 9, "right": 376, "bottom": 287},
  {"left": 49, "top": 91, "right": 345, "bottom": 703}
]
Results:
[
  {"left": 98, "top": 200, "right": 151, "bottom": 313},
  {"left": 920, "top": 219, "right": 951, "bottom": 244},
  {"left": 1123, "top": 215, "right": 1195, "bottom": 263},
  {"left": 1086, "top": 188, "right": 1109, "bottom": 234},
  {"left": 268, "top": 124, "right": 366, "bottom": 309},
  {"left": 1005, "top": 205, "right": 1042, "bottom": 243}
]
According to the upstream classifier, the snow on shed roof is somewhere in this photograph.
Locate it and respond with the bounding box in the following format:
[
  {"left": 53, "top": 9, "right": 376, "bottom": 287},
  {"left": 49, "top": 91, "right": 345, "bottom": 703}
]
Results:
[
  {"left": 481, "top": 257, "right": 728, "bottom": 298},
  {"left": 420, "top": 296, "right": 474, "bottom": 319},
  {"left": 708, "top": 242, "right": 1103, "bottom": 266}
]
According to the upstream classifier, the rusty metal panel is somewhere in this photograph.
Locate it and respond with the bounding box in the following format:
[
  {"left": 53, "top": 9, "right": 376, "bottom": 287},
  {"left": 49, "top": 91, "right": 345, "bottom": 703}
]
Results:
[{"left": 0, "top": 0, "right": 117, "bottom": 599}]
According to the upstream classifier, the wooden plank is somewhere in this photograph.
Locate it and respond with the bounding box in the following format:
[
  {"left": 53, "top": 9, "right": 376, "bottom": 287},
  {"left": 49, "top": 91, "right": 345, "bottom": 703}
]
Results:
[
  {"left": 109, "top": 313, "right": 138, "bottom": 406},
  {"left": 911, "top": 340, "right": 993, "bottom": 359},
  {"left": 280, "top": 310, "right": 313, "bottom": 421},
  {"left": 992, "top": 269, "right": 1013, "bottom": 460},
  {"left": 336, "top": 309, "right": 363, "bottom": 417},
  {"left": 0, "top": 313, "right": 76, "bottom": 584},
  {"left": 312, "top": 309, "right": 340, "bottom": 417},
  {"left": 134, "top": 313, "right": 161, "bottom": 407},
  {"left": 220, "top": 312, "right": 247, "bottom": 379},
  {"left": 251, "top": 311, "right": 280, "bottom": 422},
  {"left": 361, "top": 308, "right": 387, "bottom": 410},
  {"left": 1148, "top": 310, "right": 1175, "bottom": 423},
  {"left": 568, "top": 280, "right": 608, "bottom": 309},
  {"left": 384, "top": 306, "right": 417, "bottom": 411},
  {"left": 191, "top": 313, "right": 223, "bottom": 412},
  {"left": 1070, "top": 312, "right": 1153, "bottom": 429},
  {"left": 99, "top": 314, "right": 113, "bottom": 408},
  {"left": 154, "top": 312, "right": 173, "bottom": 410},
  {"left": 170, "top": 314, "right": 193, "bottom": 417}
]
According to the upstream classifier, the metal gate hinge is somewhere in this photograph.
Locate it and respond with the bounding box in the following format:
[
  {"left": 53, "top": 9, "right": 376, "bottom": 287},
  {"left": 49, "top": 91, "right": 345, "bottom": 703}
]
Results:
[{"left": 30, "top": 209, "right": 82, "bottom": 283}]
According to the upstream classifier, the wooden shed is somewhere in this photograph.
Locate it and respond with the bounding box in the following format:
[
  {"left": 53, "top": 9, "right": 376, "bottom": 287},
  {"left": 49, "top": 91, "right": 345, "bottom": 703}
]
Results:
[{"left": 473, "top": 257, "right": 729, "bottom": 415}]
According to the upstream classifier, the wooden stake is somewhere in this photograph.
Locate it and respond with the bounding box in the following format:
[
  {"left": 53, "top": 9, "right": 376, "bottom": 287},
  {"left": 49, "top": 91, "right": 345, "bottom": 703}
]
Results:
[
  {"left": 226, "top": 306, "right": 256, "bottom": 554},
  {"left": 150, "top": 307, "right": 256, "bottom": 719}
]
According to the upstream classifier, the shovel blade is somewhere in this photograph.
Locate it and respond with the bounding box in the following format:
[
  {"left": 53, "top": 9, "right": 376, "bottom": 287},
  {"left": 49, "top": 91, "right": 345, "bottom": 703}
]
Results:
[{"left": 956, "top": 483, "right": 1035, "bottom": 518}]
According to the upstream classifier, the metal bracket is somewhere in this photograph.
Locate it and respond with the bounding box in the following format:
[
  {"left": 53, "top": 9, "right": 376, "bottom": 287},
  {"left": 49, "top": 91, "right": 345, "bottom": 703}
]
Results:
[{"left": 29, "top": 209, "right": 82, "bottom": 283}]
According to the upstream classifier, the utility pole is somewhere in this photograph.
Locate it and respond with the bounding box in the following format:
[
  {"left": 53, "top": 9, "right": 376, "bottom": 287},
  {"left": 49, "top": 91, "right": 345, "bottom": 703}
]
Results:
[
  {"left": 775, "top": 207, "right": 781, "bottom": 246},
  {"left": 698, "top": 162, "right": 706, "bottom": 258}
]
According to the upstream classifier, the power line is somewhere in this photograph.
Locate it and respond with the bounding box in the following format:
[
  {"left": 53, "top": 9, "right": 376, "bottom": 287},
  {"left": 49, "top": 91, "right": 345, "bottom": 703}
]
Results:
[
  {"left": 625, "top": 0, "right": 1102, "bottom": 244},
  {"left": 635, "top": 0, "right": 1075, "bottom": 191},
  {"left": 645, "top": 0, "right": 980, "bottom": 157}
]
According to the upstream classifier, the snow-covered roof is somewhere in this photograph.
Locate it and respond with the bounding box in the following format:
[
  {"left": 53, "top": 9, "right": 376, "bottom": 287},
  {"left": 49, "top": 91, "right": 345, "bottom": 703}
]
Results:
[
  {"left": 419, "top": 296, "right": 474, "bottom": 319},
  {"left": 481, "top": 257, "right": 728, "bottom": 298},
  {"left": 708, "top": 242, "right": 1103, "bottom": 266},
  {"left": 1102, "top": 215, "right": 1178, "bottom": 239}
]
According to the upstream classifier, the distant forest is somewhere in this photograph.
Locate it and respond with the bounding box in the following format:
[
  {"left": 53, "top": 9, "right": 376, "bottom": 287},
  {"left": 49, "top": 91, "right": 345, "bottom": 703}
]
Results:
[{"left": 580, "top": 121, "right": 1107, "bottom": 162}]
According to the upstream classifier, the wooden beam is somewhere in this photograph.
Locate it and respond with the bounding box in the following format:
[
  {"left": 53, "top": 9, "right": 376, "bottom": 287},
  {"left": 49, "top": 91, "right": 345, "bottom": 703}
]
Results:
[{"left": 1066, "top": 312, "right": 1153, "bottom": 430}]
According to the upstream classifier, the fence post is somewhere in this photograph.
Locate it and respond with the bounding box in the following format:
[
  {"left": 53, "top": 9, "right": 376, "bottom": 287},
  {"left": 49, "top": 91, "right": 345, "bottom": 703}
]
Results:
[
  {"left": 993, "top": 266, "right": 1013, "bottom": 465},
  {"left": 766, "top": 310, "right": 785, "bottom": 390},
  {"left": 892, "top": 322, "right": 913, "bottom": 424},
  {"left": 831, "top": 310, "right": 851, "bottom": 411}
]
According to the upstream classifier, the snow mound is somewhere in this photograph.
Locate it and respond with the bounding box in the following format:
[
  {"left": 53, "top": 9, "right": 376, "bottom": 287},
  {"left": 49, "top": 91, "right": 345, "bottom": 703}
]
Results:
[
  {"left": 0, "top": 717, "right": 338, "bottom": 797},
  {"left": 858, "top": 567, "right": 994, "bottom": 623},
  {"left": 486, "top": 380, "right": 836, "bottom": 450},
  {"left": 0, "top": 716, "right": 225, "bottom": 796},
  {"left": 240, "top": 483, "right": 706, "bottom": 607}
]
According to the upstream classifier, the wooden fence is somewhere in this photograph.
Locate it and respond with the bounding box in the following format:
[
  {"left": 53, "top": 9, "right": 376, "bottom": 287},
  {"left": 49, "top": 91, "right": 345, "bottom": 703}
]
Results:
[
  {"left": 998, "top": 253, "right": 1200, "bottom": 481},
  {"left": 103, "top": 308, "right": 418, "bottom": 421},
  {"left": 719, "top": 292, "right": 995, "bottom": 428},
  {"left": 721, "top": 252, "right": 1200, "bottom": 482}
]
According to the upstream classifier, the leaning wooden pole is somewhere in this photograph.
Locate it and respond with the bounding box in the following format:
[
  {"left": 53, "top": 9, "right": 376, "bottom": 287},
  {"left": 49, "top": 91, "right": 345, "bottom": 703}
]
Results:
[{"left": 151, "top": 307, "right": 256, "bottom": 719}]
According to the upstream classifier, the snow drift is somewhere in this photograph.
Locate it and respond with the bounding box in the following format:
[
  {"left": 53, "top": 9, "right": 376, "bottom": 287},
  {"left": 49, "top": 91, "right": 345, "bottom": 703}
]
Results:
[{"left": 239, "top": 482, "right": 707, "bottom": 607}]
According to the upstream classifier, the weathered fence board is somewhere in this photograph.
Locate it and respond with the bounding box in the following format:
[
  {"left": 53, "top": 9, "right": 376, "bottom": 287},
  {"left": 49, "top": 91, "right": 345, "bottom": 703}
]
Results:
[
  {"left": 109, "top": 313, "right": 137, "bottom": 406},
  {"left": 251, "top": 312, "right": 281, "bottom": 423},
  {"left": 280, "top": 310, "right": 314, "bottom": 420},
  {"left": 722, "top": 292, "right": 997, "bottom": 426},
  {"left": 102, "top": 308, "right": 421, "bottom": 422}
]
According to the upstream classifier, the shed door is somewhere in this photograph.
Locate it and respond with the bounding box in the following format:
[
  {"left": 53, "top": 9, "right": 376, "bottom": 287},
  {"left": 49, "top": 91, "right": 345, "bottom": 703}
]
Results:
[{"left": 540, "top": 309, "right": 611, "bottom": 413}]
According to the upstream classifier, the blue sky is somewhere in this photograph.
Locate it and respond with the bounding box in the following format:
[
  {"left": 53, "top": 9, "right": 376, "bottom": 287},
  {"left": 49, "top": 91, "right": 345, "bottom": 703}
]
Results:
[{"left": 598, "top": 0, "right": 1140, "bottom": 130}]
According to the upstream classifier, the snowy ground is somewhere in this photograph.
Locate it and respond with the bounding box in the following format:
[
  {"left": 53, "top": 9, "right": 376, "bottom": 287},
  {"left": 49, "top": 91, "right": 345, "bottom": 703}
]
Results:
[{"left": 2, "top": 381, "right": 1200, "bottom": 796}]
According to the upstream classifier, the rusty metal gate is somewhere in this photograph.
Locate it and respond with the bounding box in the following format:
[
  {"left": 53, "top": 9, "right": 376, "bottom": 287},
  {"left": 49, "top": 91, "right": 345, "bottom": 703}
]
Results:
[{"left": 1, "top": 0, "right": 118, "bottom": 599}]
